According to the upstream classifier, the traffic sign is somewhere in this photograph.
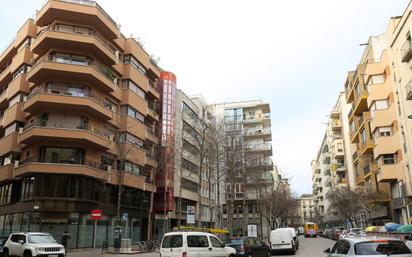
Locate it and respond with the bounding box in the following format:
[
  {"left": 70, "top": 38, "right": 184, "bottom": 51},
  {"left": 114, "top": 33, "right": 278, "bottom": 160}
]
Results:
[
  {"left": 91, "top": 209, "right": 103, "bottom": 221},
  {"left": 122, "top": 212, "right": 128, "bottom": 221}
]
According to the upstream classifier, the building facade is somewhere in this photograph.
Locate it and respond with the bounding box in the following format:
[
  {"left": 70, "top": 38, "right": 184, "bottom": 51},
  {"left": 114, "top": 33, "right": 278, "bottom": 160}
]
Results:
[
  {"left": 0, "top": 0, "right": 161, "bottom": 248},
  {"left": 209, "top": 100, "right": 273, "bottom": 239},
  {"left": 299, "top": 194, "right": 315, "bottom": 225}
]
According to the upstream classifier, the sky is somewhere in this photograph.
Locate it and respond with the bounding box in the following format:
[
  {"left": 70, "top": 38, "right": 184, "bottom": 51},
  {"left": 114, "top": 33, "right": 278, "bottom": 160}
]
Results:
[{"left": 0, "top": 0, "right": 409, "bottom": 195}]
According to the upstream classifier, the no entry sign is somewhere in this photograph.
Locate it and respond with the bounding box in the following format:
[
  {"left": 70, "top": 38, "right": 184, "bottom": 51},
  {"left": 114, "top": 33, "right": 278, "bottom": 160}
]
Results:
[{"left": 91, "top": 209, "right": 103, "bottom": 221}]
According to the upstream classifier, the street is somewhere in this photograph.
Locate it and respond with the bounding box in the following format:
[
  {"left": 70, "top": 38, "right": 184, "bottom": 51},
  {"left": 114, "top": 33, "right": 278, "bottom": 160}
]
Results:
[
  {"left": 273, "top": 236, "right": 334, "bottom": 257},
  {"left": 66, "top": 236, "right": 335, "bottom": 257}
]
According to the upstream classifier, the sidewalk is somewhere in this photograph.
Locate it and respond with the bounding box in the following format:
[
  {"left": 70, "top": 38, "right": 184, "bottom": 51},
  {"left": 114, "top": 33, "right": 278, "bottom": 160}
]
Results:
[{"left": 67, "top": 249, "right": 160, "bottom": 257}]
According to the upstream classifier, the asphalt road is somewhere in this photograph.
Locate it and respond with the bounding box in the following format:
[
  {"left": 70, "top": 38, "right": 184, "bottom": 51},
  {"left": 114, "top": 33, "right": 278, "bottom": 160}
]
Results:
[{"left": 272, "top": 236, "right": 335, "bottom": 257}]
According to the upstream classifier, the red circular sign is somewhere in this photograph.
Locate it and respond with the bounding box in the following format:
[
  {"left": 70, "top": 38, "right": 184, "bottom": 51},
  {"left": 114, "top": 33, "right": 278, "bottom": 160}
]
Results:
[{"left": 91, "top": 209, "right": 103, "bottom": 221}]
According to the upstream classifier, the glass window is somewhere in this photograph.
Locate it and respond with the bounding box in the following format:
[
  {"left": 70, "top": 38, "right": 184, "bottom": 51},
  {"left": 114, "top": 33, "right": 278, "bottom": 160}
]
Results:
[
  {"left": 11, "top": 213, "right": 22, "bottom": 233},
  {"left": 336, "top": 240, "right": 350, "bottom": 254},
  {"left": 162, "top": 235, "right": 183, "bottom": 248},
  {"left": 370, "top": 74, "right": 385, "bottom": 85},
  {"left": 355, "top": 241, "right": 410, "bottom": 255},
  {"left": 383, "top": 154, "right": 395, "bottom": 165},
  {"left": 21, "top": 212, "right": 30, "bottom": 232},
  {"left": 40, "top": 147, "right": 84, "bottom": 164},
  {"left": 187, "top": 235, "right": 209, "bottom": 248},
  {"left": 29, "top": 212, "right": 40, "bottom": 232},
  {"left": 210, "top": 236, "right": 224, "bottom": 248},
  {"left": 123, "top": 55, "right": 146, "bottom": 75},
  {"left": 377, "top": 127, "right": 392, "bottom": 137},
  {"left": 56, "top": 176, "right": 69, "bottom": 197}
]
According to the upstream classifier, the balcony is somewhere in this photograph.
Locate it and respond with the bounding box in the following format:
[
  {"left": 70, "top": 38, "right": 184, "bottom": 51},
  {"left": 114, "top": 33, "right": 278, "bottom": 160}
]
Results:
[
  {"left": 0, "top": 164, "right": 14, "bottom": 182},
  {"left": 352, "top": 91, "right": 368, "bottom": 117},
  {"left": 14, "top": 161, "right": 154, "bottom": 191},
  {"left": 147, "top": 102, "right": 159, "bottom": 121},
  {"left": 401, "top": 39, "right": 412, "bottom": 63},
  {"left": 243, "top": 128, "right": 272, "bottom": 139},
  {"left": 146, "top": 127, "right": 158, "bottom": 144},
  {"left": 24, "top": 87, "right": 114, "bottom": 120},
  {"left": 0, "top": 132, "right": 20, "bottom": 156},
  {"left": 377, "top": 162, "right": 404, "bottom": 183},
  {"left": 36, "top": 0, "right": 120, "bottom": 39},
  {"left": 31, "top": 28, "right": 117, "bottom": 64},
  {"left": 243, "top": 113, "right": 271, "bottom": 125},
  {"left": 244, "top": 142, "right": 272, "bottom": 155},
  {"left": 145, "top": 152, "right": 157, "bottom": 167},
  {"left": 20, "top": 121, "right": 112, "bottom": 150},
  {"left": 148, "top": 81, "right": 160, "bottom": 99},
  {"left": 27, "top": 56, "right": 117, "bottom": 92},
  {"left": 331, "top": 119, "right": 342, "bottom": 131},
  {"left": 245, "top": 158, "right": 273, "bottom": 168},
  {"left": 374, "top": 133, "right": 401, "bottom": 160}
]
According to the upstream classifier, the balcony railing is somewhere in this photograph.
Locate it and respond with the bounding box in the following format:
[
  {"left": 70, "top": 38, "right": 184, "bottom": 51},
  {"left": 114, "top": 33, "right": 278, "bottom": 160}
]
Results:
[
  {"left": 401, "top": 39, "right": 412, "bottom": 63},
  {"left": 245, "top": 158, "right": 273, "bottom": 168},
  {"left": 244, "top": 128, "right": 271, "bottom": 136},
  {"left": 27, "top": 85, "right": 115, "bottom": 111},
  {"left": 245, "top": 142, "right": 272, "bottom": 152},
  {"left": 31, "top": 55, "right": 118, "bottom": 85},
  {"left": 23, "top": 120, "right": 111, "bottom": 140}
]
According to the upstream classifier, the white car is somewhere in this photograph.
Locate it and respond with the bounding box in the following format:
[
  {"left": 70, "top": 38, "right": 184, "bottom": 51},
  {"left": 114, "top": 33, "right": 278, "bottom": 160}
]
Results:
[
  {"left": 160, "top": 231, "right": 236, "bottom": 257},
  {"left": 270, "top": 228, "right": 296, "bottom": 255},
  {"left": 3, "top": 232, "right": 65, "bottom": 257}
]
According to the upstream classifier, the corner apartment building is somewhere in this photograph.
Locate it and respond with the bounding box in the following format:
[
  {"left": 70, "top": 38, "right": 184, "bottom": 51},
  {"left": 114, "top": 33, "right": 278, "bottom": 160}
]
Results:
[
  {"left": 299, "top": 194, "right": 315, "bottom": 225},
  {"left": 344, "top": 31, "right": 408, "bottom": 224},
  {"left": 209, "top": 100, "right": 273, "bottom": 239},
  {"left": 0, "top": 0, "right": 161, "bottom": 248},
  {"left": 312, "top": 93, "right": 350, "bottom": 226}
]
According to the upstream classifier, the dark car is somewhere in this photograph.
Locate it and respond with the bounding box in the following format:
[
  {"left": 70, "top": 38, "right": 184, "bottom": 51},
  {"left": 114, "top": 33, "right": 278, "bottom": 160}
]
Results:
[
  {"left": 226, "top": 237, "right": 271, "bottom": 257},
  {"left": 331, "top": 229, "right": 343, "bottom": 241},
  {"left": 0, "top": 236, "right": 8, "bottom": 257}
]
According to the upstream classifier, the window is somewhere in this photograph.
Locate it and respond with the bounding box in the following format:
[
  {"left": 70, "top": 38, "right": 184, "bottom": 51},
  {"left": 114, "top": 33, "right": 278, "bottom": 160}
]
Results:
[
  {"left": 120, "top": 105, "right": 144, "bottom": 123},
  {"left": 13, "top": 65, "right": 29, "bottom": 79},
  {"left": 118, "top": 132, "right": 144, "bottom": 148},
  {"left": 253, "top": 238, "right": 263, "bottom": 247},
  {"left": 123, "top": 55, "right": 146, "bottom": 75},
  {"left": 369, "top": 74, "right": 385, "bottom": 85},
  {"left": 182, "top": 158, "right": 198, "bottom": 173},
  {"left": 22, "top": 177, "right": 35, "bottom": 200},
  {"left": 161, "top": 235, "right": 183, "bottom": 248},
  {"left": 182, "top": 178, "right": 198, "bottom": 192},
  {"left": 183, "top": 140, "right": 199, "bottom": 156},
  {"left": 371, "top": 99, "right": 389, "bottom": 117},
  {"left": 39, "top": 147, "right": 84, "bottom": 164},
  {"left": 355, "top": 241, "right": 411, "bottom": 255},
  {"left": 0, "top": 184, "right": 12, "bottom": 205},
  {"left": 376, "top": 127, "right": 392, "bottom": 137},
  {"left": 210, "top": 236, "right": 224, "bottom": 248},
  {"left": 187, "top": 235, "right": 209, "bottom": 248},
  {"left": 382, "top": 154, "right": 395, "bottom": 165},
  {"left": 122, "top": 80, "right": 145, "bottom": 99},
  {"left": 117, "top": 160, "right": 142, "bottom": 175},
  {"left": 361, "top": 128, "right": 367, "bottom": 144},
  {"left": 182, "top": 102, "right": 198, "bottom": 120},
  {"left": 336, "top": 240, "right": 350, "bottom": 254},
  {"left": 355, "top": 81, "right": 360, "bottom": 96}
]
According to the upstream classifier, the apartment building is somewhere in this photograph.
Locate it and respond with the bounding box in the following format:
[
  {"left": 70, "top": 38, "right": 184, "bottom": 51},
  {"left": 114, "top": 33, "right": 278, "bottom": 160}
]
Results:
[
  {"left": 0, "top": 0, "right": 161, "bottom": 248},
  {"left": 312, "top": 94, "right": 351, "bottom": 226},
  {"left": 388, "top": 4, "right": 412, "bottom": 224},
  {"left": 209, "top": 100, "right": 273, "bottom": 239},
  {"left": 299, "top": 194, "right": 315, "bottom": 225},
  {"left": 165, "top": 90, "right": 217, "bottom": 230}
]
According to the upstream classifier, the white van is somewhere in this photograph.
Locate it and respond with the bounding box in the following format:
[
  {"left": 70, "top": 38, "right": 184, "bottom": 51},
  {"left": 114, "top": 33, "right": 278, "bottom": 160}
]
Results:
[
  {"left": 160, "top": 231, "right": 236, "bottom": 257},
  {"left": 270, "top": 228, "right": 296, "bottom": 255}
]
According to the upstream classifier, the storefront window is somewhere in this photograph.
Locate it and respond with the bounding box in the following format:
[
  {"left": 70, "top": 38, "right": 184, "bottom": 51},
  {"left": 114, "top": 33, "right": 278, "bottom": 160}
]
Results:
[
  {"left": 4, "top": 214, "right": 12, "bottom": 235},
  {"left": 78, "top": 214, "right": 93, "bottom": 248},
  {"left": 68, "top": 213, "right": 79, "bottom": 249},
  {"left": 11, "top": 213, "right": 21, "bottom": 232},
  {"left": 21, "top": 212, "right": 30, "bottom": 232},
  {"left": 30, "top": 212, "right": 40, "bottom": 232},
  {"left": 0, "top": 215, "right": 4, "bottom": 235},
  {"left": 131, "top": 217, "right": 142, "bottom": 243}
]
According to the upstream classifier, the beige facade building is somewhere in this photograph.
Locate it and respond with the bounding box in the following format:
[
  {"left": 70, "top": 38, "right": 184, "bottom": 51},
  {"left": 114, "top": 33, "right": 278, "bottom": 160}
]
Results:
[{"left": 299, "top": 194, "right": 315, "bottom": 225}]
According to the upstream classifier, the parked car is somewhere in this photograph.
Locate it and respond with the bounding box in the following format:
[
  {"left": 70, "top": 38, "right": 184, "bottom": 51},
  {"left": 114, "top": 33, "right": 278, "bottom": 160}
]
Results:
[
  {"left": 0, "top": 236, "right": 8, "bottom": 257},
  {"left": 331, "top": 228, "right": 343, "bottom": 241},
  {"left": 323, "top": 229, "right": 332, "bottom": 239},
  {"left": 281, "top": 228, "right": 299, "bottom": 250},
  {"left": 324, "top": 237, "right": 412, "bottom": 256},
  {"left": 225, "top": 237, "right": 270, "bottom": 257},
  {"left": 346, "top": 228, "right": 365, "bottom": 238},
  {"left": 2, "top": 232, "right": 65, "bottom": 257},
  {"left": 297, "top": 227, "right": 304, "bottom": 235},
  {"left": 340, "top": 230, "right": 349, "bottom": 239},
  {"left": 161, "top": 231, "right": 236, "bottom": 257},
  {"left": 270, "top": 228, "right": 296, "bottom": 255}
]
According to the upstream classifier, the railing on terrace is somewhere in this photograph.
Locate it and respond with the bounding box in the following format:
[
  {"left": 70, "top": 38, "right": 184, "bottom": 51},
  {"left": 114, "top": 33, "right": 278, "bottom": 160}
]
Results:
[
  {"left": 244, "top": 128, "right": 271, "bottom": 136},
  {"left": 34, "top": 26, "right": 116, "bottom": 55},
  {"left": 27, "top": 85, "right": 115, "bottom": 111},
  {"left": 57, "top": 0, "right": 119, "bottom": 29},
  {"left": 23, "top": 120, "right": 111, "bottom": 140},
  {"left": 244, "top": 142, "right": 272, "bottom": 151},
  {"left": 30, "top": 55, "right": 118, "bottom": 85}
]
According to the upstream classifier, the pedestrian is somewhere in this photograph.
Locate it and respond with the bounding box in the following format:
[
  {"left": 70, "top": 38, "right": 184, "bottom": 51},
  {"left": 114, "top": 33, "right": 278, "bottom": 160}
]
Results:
[{"left": 61, "top": 230, "right": 71, "bottom": 255}]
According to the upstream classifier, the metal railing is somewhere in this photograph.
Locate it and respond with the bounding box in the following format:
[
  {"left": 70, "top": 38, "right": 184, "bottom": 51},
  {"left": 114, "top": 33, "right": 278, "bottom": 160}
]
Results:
[
  {"left": 244, "top": 128, "right": 271, "bottom": 136},
  {"left": 23, "top": 120, "right": 112, "bottom": 140},
  {"left": 244, "top": 142, "right": 272, "bottom": 151},
  {"left": 30, "top": 55, "right": 118, "bottom": 84},
  {"left": 27, "top": 85, "right": 115, "bottom": 112}
]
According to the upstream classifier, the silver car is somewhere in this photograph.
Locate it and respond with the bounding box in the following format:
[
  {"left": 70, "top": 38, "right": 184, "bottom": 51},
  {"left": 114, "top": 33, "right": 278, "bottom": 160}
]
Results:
[{"left": 324, "top": 237, "right": 412, "bottom": 257}]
